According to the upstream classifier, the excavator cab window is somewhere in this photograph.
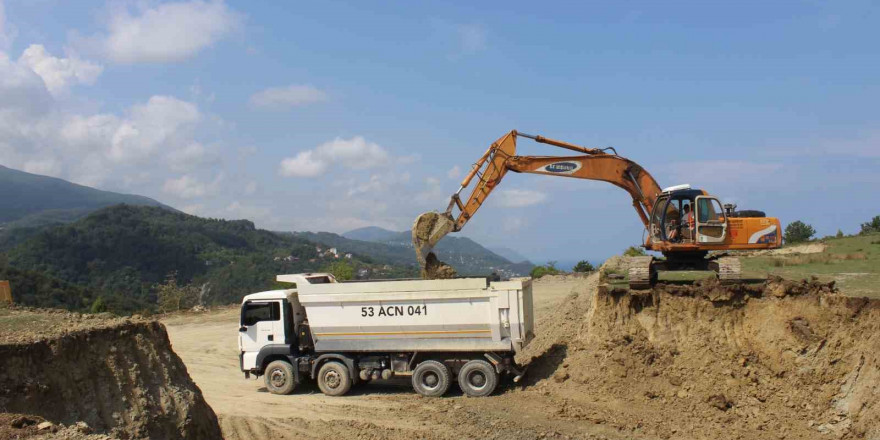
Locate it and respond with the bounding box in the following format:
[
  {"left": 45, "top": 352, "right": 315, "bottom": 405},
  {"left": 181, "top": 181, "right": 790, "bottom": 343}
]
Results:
[
  {"left": 695, "top": 196, "right": 728, "bottom": 243},
  {"left": 650, "top": 193, "right": 701, "bottom": 243}
]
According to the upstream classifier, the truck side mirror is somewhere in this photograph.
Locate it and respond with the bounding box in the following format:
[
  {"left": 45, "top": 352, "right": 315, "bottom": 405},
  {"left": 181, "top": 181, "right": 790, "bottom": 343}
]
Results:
[{"left": 239, "top": 326, "right": 248, "bottom": 332}]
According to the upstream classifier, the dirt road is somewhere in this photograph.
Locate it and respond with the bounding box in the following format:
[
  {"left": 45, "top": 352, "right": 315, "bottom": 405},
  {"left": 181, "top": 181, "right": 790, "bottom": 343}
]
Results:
[{"left": 164, "top": 275, "right": 619, "bottom": 440}]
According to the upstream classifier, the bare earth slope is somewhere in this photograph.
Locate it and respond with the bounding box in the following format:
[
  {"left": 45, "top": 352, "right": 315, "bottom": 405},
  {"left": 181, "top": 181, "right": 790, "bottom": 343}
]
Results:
[
  {"left": 0, "top": 308, "right": 222, "bottom": 440},
  {"left": 165, "top": 273, "right": 879, "bottom": 440}
]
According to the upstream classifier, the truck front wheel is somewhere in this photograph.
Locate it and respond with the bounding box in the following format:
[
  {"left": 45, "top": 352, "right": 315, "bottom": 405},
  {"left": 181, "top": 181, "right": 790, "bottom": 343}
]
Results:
[
  {"left": 412, "top": 360, "right": 451, "bottom": 397},
  {"left": 317, "top": 361, "right": 352, "bottom": 396},
  {"left": 458, "top": 360, "right": 498, "bottom": 397},
  {"left": 264, "top": 360, "right": 296, "bottom": 395}
]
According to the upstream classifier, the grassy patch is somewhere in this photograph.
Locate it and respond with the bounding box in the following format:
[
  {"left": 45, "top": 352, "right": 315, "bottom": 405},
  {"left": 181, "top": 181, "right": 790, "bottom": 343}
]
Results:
[{"left": 741, "top": 233, "right": 880, "bottom": 298}]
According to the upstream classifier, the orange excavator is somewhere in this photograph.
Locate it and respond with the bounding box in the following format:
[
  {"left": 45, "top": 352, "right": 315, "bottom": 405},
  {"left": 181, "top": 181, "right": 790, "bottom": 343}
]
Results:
[{"left": 413, "top": 130, "right": 782, "bottom": 289}]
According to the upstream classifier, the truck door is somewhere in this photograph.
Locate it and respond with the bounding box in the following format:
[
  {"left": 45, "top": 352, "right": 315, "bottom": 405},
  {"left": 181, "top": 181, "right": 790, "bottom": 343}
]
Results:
[
  {"left": 240, "top": 301, "right": 284, "bottom": 354},
  {"left": 694, "top": 196, "right": 728, "bottom": 244}
]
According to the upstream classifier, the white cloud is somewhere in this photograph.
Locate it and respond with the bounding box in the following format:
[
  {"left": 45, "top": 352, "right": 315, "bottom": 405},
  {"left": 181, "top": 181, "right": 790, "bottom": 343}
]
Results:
[
  {"left": 243, "top": 181, "right": 257, "bottom": 195},
  {"left": 495, "top": 189, "right": 548, "bottom": 208},
  {"left": 109, "top": 95, "right": 201, "bottom": 162},
  {"left": 447, "top": 165, "right": 462, "bottom": 180},
  {"left": 249, "top": 85, "right": 327, "bottom": 109},
  {"left": 279, "top": 136, "right": 391, "bottom": 178},
  {"left": 22, "top": 157, "right": 62, "bottom": 177},
  {"left": 456, "top": 24, "right": 487, "bottom": 56},
  {"left": 17, "top": 45, "right": 102, "bottom": 96},
  {"left": 81, "top": 0, "right": 240, "bottom": 63},
  {"left": 347, "top": 173, "right": 410, "bottom": 197},
  {"left": 279, "top": 150, "right": 326, "bottom": 177},
  {"left": 166, "top": 142, "right": 218, "bottom": 171},
  {"left": 163, "top": 175, "right": 207, "bottom": 199},
  {"left": 0, "top": 0, "right": 16, "bottom": 51}
]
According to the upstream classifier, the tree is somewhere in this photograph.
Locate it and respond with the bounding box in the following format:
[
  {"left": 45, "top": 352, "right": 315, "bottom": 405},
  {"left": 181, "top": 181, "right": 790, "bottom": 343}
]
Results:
[
  {"left": 530, "top": 261, "right": 560, "bottom": 279},
  {"left": 325, "top": 261, "right": 354, "bottom": 281},
  {"left": 156, "top": 272, "right": 199, "bottom": 313},
  {"left": 783, "top": 221, "right": 816, "bottom": 244},
  {"left": 861, "top": 216, "right": 880, "bottom": 235},
  {"left": 572, "top": 260, "right": 595, "bottom": 273},
  {"left": 623, "top": 246, "right": 646, "bottom": 257},
  {"left": 836, "top": 229, "right": 845, "bottom": 239},
  {"left": 90, "top": 297, "right": 107, "bottom": 314}
]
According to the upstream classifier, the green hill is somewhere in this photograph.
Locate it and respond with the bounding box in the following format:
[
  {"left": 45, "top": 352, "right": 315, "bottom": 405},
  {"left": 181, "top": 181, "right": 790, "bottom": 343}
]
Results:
[
  {"left": 0, "top": 164, "right": 173, "bottom": 228},
  {"left": 4, "top": 205, "right": 416, "bottom": 313}
]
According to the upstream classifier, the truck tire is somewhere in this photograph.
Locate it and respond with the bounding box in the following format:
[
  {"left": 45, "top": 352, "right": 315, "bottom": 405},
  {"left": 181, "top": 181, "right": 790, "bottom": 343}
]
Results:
[
  {"left": 412, "top": 360, "right": 451, "bottom": 397},
  {"left": 457, "top": 360, "right": 498, "bottom": 397},
  {"left": 264, "top": 360, "right": 296, "bottom": 395},
  {"left": 317, "top": 361, "right": 352, "bottom": 396}
]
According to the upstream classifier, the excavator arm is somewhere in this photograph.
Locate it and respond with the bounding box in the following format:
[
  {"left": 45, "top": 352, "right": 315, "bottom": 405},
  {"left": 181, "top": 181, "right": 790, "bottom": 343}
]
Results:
[
  {"left": 412, "top": 130, "right": 662, "bottom": 266},
  {"left": 446, "top": 130, "right": 662, "bottom": 231}
]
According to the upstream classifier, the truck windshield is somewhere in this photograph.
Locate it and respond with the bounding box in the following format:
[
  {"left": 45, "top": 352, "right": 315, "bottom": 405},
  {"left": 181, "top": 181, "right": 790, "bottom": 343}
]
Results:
[{"left": 242, "top": 302, "right": 280, "bottom": 326}]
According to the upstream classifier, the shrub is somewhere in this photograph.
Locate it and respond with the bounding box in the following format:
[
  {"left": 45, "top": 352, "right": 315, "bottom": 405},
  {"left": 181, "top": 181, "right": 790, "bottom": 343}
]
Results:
[
  {"left": 572, "top": 260, "right": 595, "bottom": 273},
  {"left": 783, "top": 221, "right": 816, "bottom": 244},
  {"left": 156, "top": 272, "right": 199, "bottom": 313},
  {"left": 90, "top": 297, "right": 107, "bottom": 314},
  {"left": 836, "top": 229, "right": 845, "bottom": 239},
  {"left": 860, "top": 216, "right": 880, "bottom": 235},
  {"left": 324, "top": 261, "right": 354, "bottom": 281},
  {"left": 530, "top": 261, "right": 560, "bottom": 279},
  {"left": 623, "top": 246, "right": 646, "bottom": 257}
]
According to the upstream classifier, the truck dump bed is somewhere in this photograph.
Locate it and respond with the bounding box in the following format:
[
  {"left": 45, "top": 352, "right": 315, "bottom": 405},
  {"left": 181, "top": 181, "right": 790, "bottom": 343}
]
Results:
[{"left": 296, "top": 277, "right": 534, "bottom": 354}]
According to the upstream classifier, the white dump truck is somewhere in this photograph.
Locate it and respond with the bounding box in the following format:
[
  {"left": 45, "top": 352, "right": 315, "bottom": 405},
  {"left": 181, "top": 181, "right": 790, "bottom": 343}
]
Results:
[{"left": 238, "top": 273, "right": 534, "bottom": 397}]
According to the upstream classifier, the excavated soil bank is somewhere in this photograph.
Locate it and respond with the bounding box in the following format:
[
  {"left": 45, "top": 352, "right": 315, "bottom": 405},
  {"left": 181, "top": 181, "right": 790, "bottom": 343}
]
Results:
[
  {"left": 0, "top": 310, "right": 222, "bottom": 440},
  {"left": 520, "top": 273, "right": 880, "bottom": 439}
]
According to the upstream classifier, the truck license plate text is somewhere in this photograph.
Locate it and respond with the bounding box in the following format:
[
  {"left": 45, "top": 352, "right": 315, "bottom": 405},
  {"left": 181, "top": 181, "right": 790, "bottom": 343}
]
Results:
[{"left": 361, "top": 305, "right": 427, "bottom": 317}]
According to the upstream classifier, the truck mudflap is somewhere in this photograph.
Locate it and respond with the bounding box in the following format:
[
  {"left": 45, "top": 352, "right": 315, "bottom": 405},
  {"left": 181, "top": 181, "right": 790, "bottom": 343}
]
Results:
[{"left": 483, "top": 352, "right": 527, "bottom": 382}]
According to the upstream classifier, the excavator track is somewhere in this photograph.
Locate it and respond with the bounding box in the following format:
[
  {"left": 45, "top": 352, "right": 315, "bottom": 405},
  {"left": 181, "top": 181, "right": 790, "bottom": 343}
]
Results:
[
  {"left": 712, "top": 256, "right": 742, "bottom": 284},
  {"left": 627, "top": 256, "right": 656, "bottom": 290}
]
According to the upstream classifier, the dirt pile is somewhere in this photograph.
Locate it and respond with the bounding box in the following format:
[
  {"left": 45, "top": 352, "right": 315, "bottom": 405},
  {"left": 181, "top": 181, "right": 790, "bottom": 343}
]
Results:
[
  {"left": 0, "top": 309, "right": 222, "bottom": 440},
  {"left": 422, "top": 252, "right": 457, "bottom": 279},
  {"left": 521, "top": 272, "right": 880, "bottom": 439}
]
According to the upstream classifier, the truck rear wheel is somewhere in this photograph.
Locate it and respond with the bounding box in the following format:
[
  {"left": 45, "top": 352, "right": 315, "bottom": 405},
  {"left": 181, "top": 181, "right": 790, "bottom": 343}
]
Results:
[
  {"left": 458, "top": 360, "right": 498, "bottom": 397},
  {"left": 264, "top": 360, "right": 296, "bottom": 395},
  {"left": 317, "top": 361, "right": 352, "bottom": 396},
  {"left": 412, "top": 360, "right": 451, "bottom": 397}
]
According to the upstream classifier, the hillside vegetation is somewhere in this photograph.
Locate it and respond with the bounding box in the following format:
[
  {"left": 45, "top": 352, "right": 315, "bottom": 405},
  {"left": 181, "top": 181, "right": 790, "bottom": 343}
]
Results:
[{"left": 3, "top": 205, "right": 416, "bottom": 313}]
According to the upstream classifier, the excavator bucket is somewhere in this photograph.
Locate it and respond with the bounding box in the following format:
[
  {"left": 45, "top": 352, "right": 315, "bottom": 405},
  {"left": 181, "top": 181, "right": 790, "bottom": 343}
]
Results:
[{"left": 411, "top": 211, "right": 456, "bottom": 268}]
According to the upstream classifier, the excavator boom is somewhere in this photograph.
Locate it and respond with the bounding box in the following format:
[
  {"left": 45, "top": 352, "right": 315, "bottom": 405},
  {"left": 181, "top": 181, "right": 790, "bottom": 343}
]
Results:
[{"left": 414, "top": 130, "right": 662, "bottom": 267}]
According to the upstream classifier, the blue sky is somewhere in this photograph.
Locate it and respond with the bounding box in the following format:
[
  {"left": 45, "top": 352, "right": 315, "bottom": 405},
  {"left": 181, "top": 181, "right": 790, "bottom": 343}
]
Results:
[{"left": 1, "top": 0, "right": 878, "bottom": 264}]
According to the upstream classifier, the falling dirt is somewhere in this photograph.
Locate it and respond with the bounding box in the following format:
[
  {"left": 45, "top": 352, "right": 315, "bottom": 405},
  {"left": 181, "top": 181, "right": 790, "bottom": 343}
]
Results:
[
  {"left": 411, "top": 211, "right": 455, "bottom": 274},
  {"left": 421, "top": 252, "right": 457, "bottom": 279}
]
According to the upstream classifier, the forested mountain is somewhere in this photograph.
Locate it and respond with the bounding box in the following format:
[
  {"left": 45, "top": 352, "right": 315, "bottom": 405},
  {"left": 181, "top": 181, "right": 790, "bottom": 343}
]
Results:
[
  {"left": 4, "top": 205, "right": 416, "bottom": 313},
  {"left": 0, "top": 165, "right": 172, "bottom": 228}
]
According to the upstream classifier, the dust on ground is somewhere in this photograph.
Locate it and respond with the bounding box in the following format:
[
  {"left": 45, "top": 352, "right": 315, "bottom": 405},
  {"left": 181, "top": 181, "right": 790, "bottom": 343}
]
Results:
[{"left": 164, "top": 271, "right": 880, "bottom": 440}]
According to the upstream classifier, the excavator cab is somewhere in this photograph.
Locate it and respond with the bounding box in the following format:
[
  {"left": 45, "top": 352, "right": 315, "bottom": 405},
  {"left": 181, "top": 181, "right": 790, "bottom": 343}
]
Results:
[{"left": 649, "top": 185, "right": 728, "bottom": 246}]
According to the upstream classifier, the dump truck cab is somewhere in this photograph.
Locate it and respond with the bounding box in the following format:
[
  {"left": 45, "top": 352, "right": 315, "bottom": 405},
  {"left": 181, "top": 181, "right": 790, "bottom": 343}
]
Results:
[{"left": 238, "top": 273, "right": 335, "bottom": 377}]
